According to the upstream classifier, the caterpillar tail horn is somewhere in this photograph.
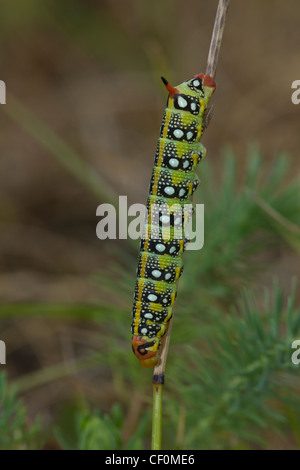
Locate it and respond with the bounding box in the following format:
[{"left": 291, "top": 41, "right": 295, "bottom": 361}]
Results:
[{"left": 161, "top": 77, "right": 179, "bottom": 98}]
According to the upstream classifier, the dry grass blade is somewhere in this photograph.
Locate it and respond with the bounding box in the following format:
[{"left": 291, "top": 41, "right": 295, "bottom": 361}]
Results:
[{"left": 206, "top": 0, "right": 230, "bottom": 78}]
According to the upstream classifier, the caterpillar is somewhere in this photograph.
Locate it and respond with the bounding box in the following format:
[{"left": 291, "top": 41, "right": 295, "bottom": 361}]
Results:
[{"left": 131, "top": 73, "right": 216, "bottom": 367}]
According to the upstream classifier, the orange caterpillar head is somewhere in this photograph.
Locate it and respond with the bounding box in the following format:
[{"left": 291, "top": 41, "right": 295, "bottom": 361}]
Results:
[{"left": 132, "top": 336, "right": 158, "bottom": 368}]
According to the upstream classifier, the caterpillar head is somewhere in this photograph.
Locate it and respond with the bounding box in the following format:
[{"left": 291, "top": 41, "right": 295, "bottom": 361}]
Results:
[{"left": 131, "top": 335, "right": 159, "bottom": 368}]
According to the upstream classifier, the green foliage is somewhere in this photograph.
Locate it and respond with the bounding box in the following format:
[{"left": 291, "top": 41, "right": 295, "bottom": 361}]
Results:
[
  {"left": 0, "top": 372, "right": 41, "bottom": 450},
  {"left": 165, "top": 281, "right": 300, "bottom": 449},
  {"left": 56, "top": 404, "right": 149, "bottom": 450}
]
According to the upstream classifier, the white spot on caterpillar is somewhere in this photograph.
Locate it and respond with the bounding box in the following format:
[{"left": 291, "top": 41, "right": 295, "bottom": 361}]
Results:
[
  {"left": 152, "top": 270, "right": 161, "bottom": 278},
  {"left": 178, "top": 96, "right": 188, "bottom": 108},
  {"left": 155, "top": 243, "right": 165, "bottom": 252},
  {"left": 169, "top": 158, "right": 179, "bottom": 168},
  {"left": 145, "top": 313, "right": 153, "bottom": 319},
  {"left": 162, "top": 299, "right": 168, "bottom": 304},
  {"left": 173, "top": 129, "right": 184, "bottom": 139},
  {"left": 169, "top": 246, "right": 176, "bottom": 254},
  {"left": 165, "top": 273, "right": 172, "bottom": 280},
  {"left": 193, "top": 79, "right": 200, "bottom": 86},
  {"left": 141, "top": 328, "right": 148, "bottom": 334},
  {"left": 148, "top": 294, "right": 158, "bottom": 302},
  {"left": 186, "top": 131, "right": 194, "bottom": 140},
  {"left": 174, "top": 217, "right": 181, "bottom": 225},
  {"left": 183, "top": 160, "right": 189, "bottom": 168},
  {"left": 191, "top": 102, "right": 197, "bottom": 111},
  {"left": 179, "top": 189, "right": 186, "bottom": 197},
  {"left": 160, "top": 215, "right": 170, "bottom": 224},
  {"left": 164, "top": 186, "right": 175, "bottom": 196}
]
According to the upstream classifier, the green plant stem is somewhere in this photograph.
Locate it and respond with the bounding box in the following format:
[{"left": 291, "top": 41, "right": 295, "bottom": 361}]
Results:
[
  {"left": 151, "top": 317, "right": 173, "bottom": 450},
  {"left": 151, "top": 383, "right": 163, "bottom": 450}
]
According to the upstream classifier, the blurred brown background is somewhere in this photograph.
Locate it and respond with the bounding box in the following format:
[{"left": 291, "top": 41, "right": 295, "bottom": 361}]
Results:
[{"left": 0, "top": 0, "right": 299, "bottom": 446}]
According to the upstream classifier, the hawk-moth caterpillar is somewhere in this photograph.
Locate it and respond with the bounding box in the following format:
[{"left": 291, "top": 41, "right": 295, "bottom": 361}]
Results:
[{"left": 131, "top": 73, "right": 216, "bottom": 367}]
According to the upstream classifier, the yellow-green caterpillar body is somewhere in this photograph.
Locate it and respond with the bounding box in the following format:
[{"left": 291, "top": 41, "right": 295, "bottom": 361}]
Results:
[{"left": 131, "top": 73, "right": 216, "bottom": 367}]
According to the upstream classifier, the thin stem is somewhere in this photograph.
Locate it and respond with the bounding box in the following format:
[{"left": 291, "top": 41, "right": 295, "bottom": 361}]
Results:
[
  {"left": 151, "top": 383, "right": 163, "bottom": 450},
  {"left": 206, "top": 0, "right": 230, "bottom": 78},
  {"left": 151, "top": 319, "right": 173, "bottom": 450}
]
